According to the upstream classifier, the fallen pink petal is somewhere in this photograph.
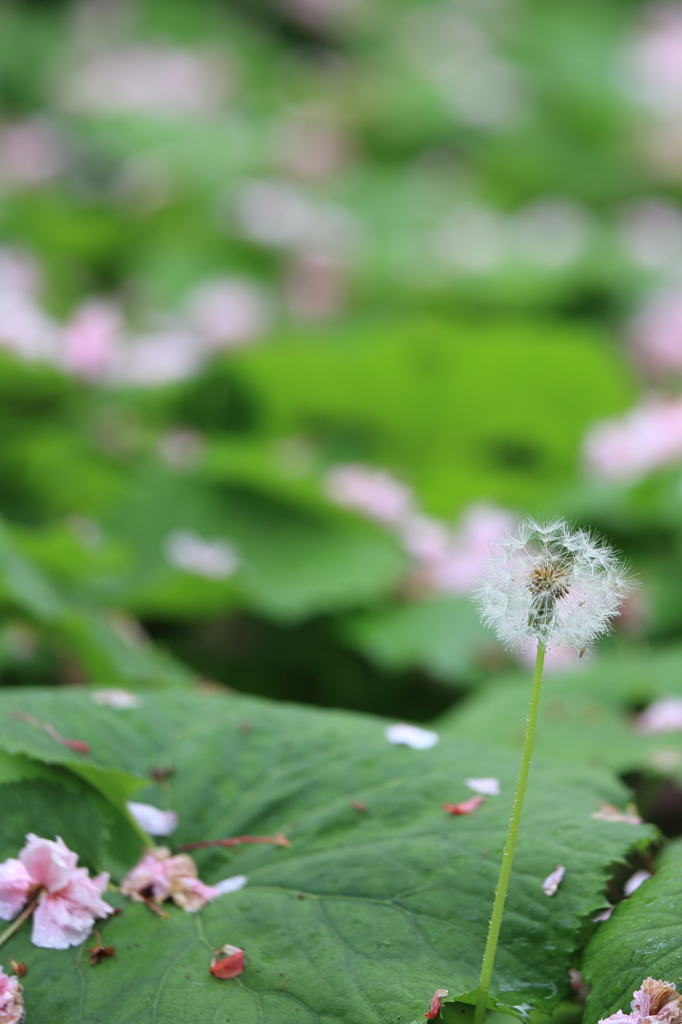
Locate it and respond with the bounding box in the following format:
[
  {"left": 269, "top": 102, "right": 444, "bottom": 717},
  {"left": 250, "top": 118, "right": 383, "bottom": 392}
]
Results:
[
  {"left": 465, "top": 777, "right": 500, "bottom": 796},
  {"left": 598, "top": 977, "right": 682, "bottom": 1024},
  {"left": 0, "top": 834, "right": 113, "bottom": 949},
  {"left": 542, "top": 865, "right": 566, "bottom": 896},
  {"left": 425, "top": 988, "right": 449, "bottom": 1019},
  {"left": 623, "top": 870, "right": 653, "bottom": 896},
  {"left": 591, "top": 802, "right": 643, "bottom": 825},
  {"left": 126, "top": 802, "right": 178, "bottom": 837},
  {"left": 209, "top": 944, "right": 245, "bottom": 979},
  {"left": 0, "top": 966, "right": 24, "bottom": 1024},
  {"left": 592, "top": 906, "right": 614, "bottom": 922},
  {"left": 443, "top": 795, "right": 485, "bottom": 815}
]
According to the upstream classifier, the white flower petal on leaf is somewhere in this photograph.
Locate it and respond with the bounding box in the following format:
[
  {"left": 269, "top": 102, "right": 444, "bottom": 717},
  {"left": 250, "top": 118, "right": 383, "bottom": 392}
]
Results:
[
  {"left": 465, "top": 777, "right": 500, "bottom": 796},
  {"left": 384, "top": 723, "right": 439, "bottom": 750},
  {"left": 211, "top": 875, "right": 248, "bottom": 896},
  {"left": 91, "top": 688, "right": 140, "bottom": 709},
  {"left": 623, "top": 870, "right": 652, "bottom": 896},
  {"left": 542, "top": 864, "right": 566, "bottom": 896},
  {"left": 126, "top": 802, "right": 178, "bottom": 837}
]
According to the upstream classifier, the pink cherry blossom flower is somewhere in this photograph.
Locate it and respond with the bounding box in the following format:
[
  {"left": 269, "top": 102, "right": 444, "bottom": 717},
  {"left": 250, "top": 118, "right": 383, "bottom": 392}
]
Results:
[
  {"left": 0, "top": 834, "right": 113, "bottom": 949},
  {"left": 598, "top": 977, "right": 682, "bottom": 1024},
  {"left": 583, "top": 396, "right": 682, "bottom": 481},
  {"left": 120, "top": 847, "right": 219, "bottom": 913},
  {"left": 0, "top": 966, "right": 24, "bottom": 1024}
]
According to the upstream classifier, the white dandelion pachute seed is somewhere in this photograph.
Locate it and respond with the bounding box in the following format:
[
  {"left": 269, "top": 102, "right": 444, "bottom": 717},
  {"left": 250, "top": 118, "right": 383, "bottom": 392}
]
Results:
[{"left": 473, "top": 518, "right": 633, "bottom": 653}]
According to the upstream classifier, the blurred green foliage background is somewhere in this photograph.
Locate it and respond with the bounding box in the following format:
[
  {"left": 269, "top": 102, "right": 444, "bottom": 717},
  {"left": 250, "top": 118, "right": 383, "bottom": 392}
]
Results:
[{"left": 1, "top": 0, "right": 682, "bottom": 734}]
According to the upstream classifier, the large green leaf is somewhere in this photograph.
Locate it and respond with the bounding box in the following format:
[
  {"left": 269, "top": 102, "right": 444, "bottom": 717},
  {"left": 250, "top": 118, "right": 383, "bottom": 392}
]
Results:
[
  {"left": 581, "top": 857, "right": 682, "bottom": 1024},
  {"left": 0, "top": 779, "right": 107, "bottom": 874},
  {"left": 0, "top": 687, "right": 654, "bottom": 1023}
]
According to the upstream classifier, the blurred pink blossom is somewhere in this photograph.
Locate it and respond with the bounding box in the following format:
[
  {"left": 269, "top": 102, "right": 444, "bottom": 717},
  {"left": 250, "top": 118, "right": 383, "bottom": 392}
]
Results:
[
  {"left": 186, "top": 277, "right": 268, "bottom": 349},
  {"left": 0, "top": 967, "right": 23, "bottom": 1024},
  {"left": 512, "top": 199, "right": 592, "bottom": 269},
  {"left": 164, "top": 530, "right": 240, "bottom": 580},
  {"left": 0, "top": 248, "right": 41, "bottom": 297},
  {"left": 0, "top": 290, "right": 58, "bottom": 362},
  {"left": 635, "top": 696, "right": 682, "bottom": 734},
  {"left": 117, "top": 331, "right": 201, "bottom": 385},
  {"left": 583, "top": 396, "right": 682, "bottom": 480},
  {"left": 517, "top": 643, "right": 583, "bottom": 674},
  {"left": 62, "top": 299, "right": 122, "bottom": 379},
  {"left": 158, "top": 428, "right": 205, "bottom": 472},
  {"left": 274, "top": 110, "right": 352, "bottom": 181},
  {"left": 627, "top": 5, "right": 682, "bottom": 114},
  {"left": 0, "top": 834, "right": 113, "bottom": 950},
  {"left": 235, "top": 179, "right": 360, "bottom": 255},
  {"left": 284, "top": 250, "right": 346, "bottom": 321},
  {"left": 324, "top": 464, "right": 414, "bottom": 525},
  {"left": 277, "top": 0, "right": 360, "bottom": 31},
  {"left": 618, "top": 199, "right": 682, "bottom": 270},
  {"left": 60, "top": 45, "right": 231, "bottom": 117},
  {"left": 402, "top": 503, "right": 515, "bottom": 595},
  {"left": 630, "top": 288, "right": 682, "bottom": 376},
  {"left": 0, "top": 118, "right": 66, "bottom": 188}
]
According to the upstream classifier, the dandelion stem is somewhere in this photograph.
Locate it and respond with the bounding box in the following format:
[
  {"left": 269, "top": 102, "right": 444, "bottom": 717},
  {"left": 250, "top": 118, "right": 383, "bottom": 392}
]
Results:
[
  {"left": 0, "top": 892, "right": 42, "bottom": 950},
  {"left": 473, "top": 641, "right": 546, "bottom": 1024}
]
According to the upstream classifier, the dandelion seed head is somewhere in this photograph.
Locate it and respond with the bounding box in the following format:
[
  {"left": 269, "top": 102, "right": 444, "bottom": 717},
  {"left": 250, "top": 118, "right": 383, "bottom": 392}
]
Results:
[{"left": 473, "top": 518, "right": 632, "bottom": 653}]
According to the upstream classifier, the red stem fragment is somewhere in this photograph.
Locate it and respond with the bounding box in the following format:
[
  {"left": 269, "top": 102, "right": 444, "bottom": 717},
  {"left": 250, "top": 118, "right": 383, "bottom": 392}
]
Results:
[
  {"left": 177, "top": 832, "right": 290, "bottom": 852},
  {"left": 8, "top": 712, "right": 90, "bottom": 755}
]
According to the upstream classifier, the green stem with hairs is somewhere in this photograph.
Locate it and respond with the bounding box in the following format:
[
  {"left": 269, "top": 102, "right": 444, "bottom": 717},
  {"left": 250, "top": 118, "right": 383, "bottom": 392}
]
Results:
[
  {"left": 473, "top": 641, "right": 546, "bottom": 1024},
  {"left": 0, "top": 891, "right": 42, "bottom": 950}
]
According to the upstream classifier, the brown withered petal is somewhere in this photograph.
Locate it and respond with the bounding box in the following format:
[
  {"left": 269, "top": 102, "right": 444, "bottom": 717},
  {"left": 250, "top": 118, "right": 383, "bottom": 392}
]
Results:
[{"left": 8, "top": 961, "right": 26, "bottom": 977}]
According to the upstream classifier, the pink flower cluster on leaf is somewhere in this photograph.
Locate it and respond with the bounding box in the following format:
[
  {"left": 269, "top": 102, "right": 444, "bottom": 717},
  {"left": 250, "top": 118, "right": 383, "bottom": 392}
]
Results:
[
  {"left": 0, "top": 835, "right": 113, "bottom": 949},
  {"left": 583, "top": 397, "right": 682, "bottom": 481},
  {"left": 120, "top": 847, "right": 219, "bottom": 912},
  {"left": 0, "top": 967, "right": 23, "bottom": 1024},
  {"left": 599, "top": 977, "right": 682, "bottom": 1024}
]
